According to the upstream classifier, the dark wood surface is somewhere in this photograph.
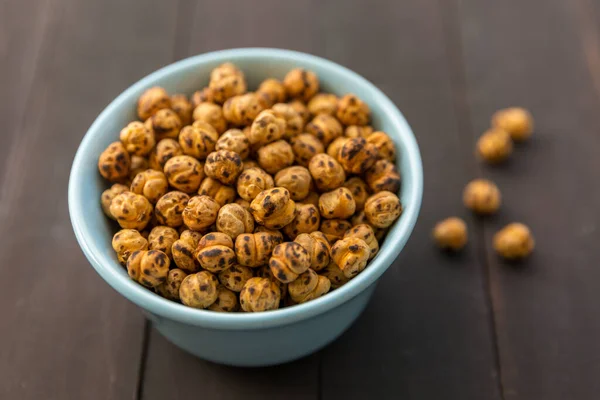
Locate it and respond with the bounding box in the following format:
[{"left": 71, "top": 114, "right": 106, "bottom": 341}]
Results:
[{"left": 1, "top": 0, "right": 598, "bottom": 399}]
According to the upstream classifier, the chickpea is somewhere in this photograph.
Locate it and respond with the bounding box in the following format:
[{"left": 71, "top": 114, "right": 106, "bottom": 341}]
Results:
[
  {"left": 216, "top": 203, "right": 254, "bottom": 239},
  {"left": 119, "top": 121, "right": 155, "bottom": 157},
  {"left": 301, "top": 192, "right": 320, "bottom": 208},
  {"left": 288, "top": 99, "right": 310, "bottom": 123},
  {"left": 257, "top": 140, "right": 295, "bottom": 174},
  {"left": 207, "top": 285, "right": 239, "bottom": 312},
  {"left": 155, "top": 268, "right": 187, "bottom": 301},
  {"left": 204, "top": 150, "right": 244, "bottom": 185},
  {"left": 179, "top": 271, "right": 219, "bottom": 308},
  {"left": 218, "top": 264, "right": 254, "bottom": 292},
  {"left": 492, "top": 107, "right": 533, "bottom": 142},
  {"left": 337, "top": 137, "right": 378, "bottom": 174},
  {"left": 367, "top": 131, "right": 396, "bottom": 161},
  {"left": 154, "top": 191, "right": 190, "bottom": 228},
  {"left": 191, "top": 87, "right": 214, "bottom": 108},
  {"left": 306, "top": 113, "right": 343, "bottom": 146},
  {"left": 365, "top": 159, "right": 401, "bottom": 194},
  {"left": 477, "top": 128, "right": 513, "bottom": 164},
  {"left": 345, "top": 125, "right": 373, "bottom": 138},
  {"left": 283, "top": 203, "right": 320, "bottom": 239},
  {"left": 344, "top": 224, "right": 379, "bottom": 260},
  {"left": 236, "top": 167, "right": 275, "bottom": 202},
  {"left": 223, "top": 93, "right": 264, "bottom": 126},
  {"left": 243, "top": 159, "right": 259, "bottom": 170},
  {"left": 192, "top": 103, "right": 227, "bottom": 134},
  {"left": 170, "top": 94, "right": 193, "bottom": 126},
  {"left": 257, "top": 78, "right": 287, "bottom": 108},
  {"left": 364, "top": 191, "right": 402, "bottom": 228},
  {"left": 331, "top": 237, "right": 370, "bottom": 279},
  {"left": 320, "top": 261, "right": 349, "bottom": 289},
  {"left": 290, "top": 133, "right": 324, "bottom": 167},
  {"left": 320, "top": 219, "right": 352, "bottom": 244},
  {"left": 129, "top": 156, "right": 149, "bottom": 181},
  {"left": 319, "top": 188, "right": 356, "bottom": 219},
  {"left": 350, "top": 211, "right": 384, "bottom": 241},
  {"left": 235, "top": 231, "right": 283, "bottom": 268},
  {"left": 209, "top": 62, "right": 247, "bottom": 104},
  {"left": 256, "top": 264, "right": 288, "bottom": 297},
  {"left": 178, "top": 122, "right": 219, "bottom": 160},
  {"left": 463, "top": 179, "right": 501, "bottom": 215},
  {"left": 249, "top": 110, "right": 286, "bottom": 147},
  {"left": 110, "top": 192, "right": 153, "bottom": 230},
  {"left": 195, "top": 232, "right": 236, "bottom": 273},
  {"left": 493, "top": 223, "right": 535, "bottom": 260},
  {"left": 101, "top": 183, "right": 129, "bottom": 219},
  {"left": 269, "top": 242, "right": 311, "bottom": 283},
  {"left": 432, "top": 217, "right": 468, "bottom": 251},
  {"left": 289, "top": 269, "right": 331, "bottom": 303},
  {"left": 272, "top": 103, "right": 304, "bottom": 139},
  {"left": 294, "top": 231, "right": 330, "bottom": 271},
  {"left": 171, "top": 230, "right": 202, "bottom": 273},
  {"left": 164, "top": 156, "right": 203, "bottom": 193},
  {"left": 182, "top": 195, "right": 220, "bottom": 231},
  {"left": 283, "top": 68, "right": 319, "bottom": 102},
  {"left": 239, "top": 277, "right": 281, "bottom": 312},
  {"left": 216, "top": 129, "right": 250, "bottom": 159},
  {"left": 127, "top": 249, "right": 170, "bottom": 288},
  {"left": 148, "top": 226, "right": 179, "bottom": 258},
  {"left": 308, "top": 154, "right": 346, "bottom": 191},
  {"left": 112, "top": 229, "right": 149, "bottom": 265},
  {"left": 308, "top": 93, "right": 338, "bottom": 116},
  {"left": 250, "top": 187, "right": 296, "bottom": 229},
  {"left": 327, "top": 137, "right": 350, "bottom": 159},
  {"left": 344, "top": 177, "right": 369, "bottom": 211},
  {"left": 137, "top": 86, "right": 171, "bottom": 121},
  {"left": 144, "top": 108, "right": 182, "bottom": 141},
  {"left": 337, "top": 94, "right": 370, "bottom": 126},
  {"left": 98, "top": 142, "right": 131, "bottom": 182},
  {"left": 148, "top": 138, "right": 182, "bottom": 171},
  {"left": 235, "top": 198, "right": 251, "bottom": 210},
  {"left": 130, "top": 169, "right": 168, "bottom": 204},
  {"left": 274, "top": 166, "right": 312, "bottom": 201}
]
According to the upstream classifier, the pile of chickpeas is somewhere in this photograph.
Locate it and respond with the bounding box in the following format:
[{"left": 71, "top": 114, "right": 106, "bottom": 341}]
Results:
[
  {"left": 98, "top": 63, "right": 403, "bottom": 312},
  {"left": 433, "top": 107, "right": 535, "bottom": 260}
]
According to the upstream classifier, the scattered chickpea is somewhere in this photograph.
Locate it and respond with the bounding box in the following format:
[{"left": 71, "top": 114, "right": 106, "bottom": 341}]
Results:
[
  {"left": 492, "top": 107, "right": 534, "bottom": 142},
  {"left": 463, "top": 179, "right": 501, "bottom": 215},
  {"left": 477, "top": 128, "right": 513, "bottom": 164},
  {"left": 493, "top": 223, "right": 535, "bottom": 260},
  {"left": 337, "top": 94, "right": 370, "bottom": 126},
  {"left": 432, "top": 217, "right": 468, "bottom": 251}
]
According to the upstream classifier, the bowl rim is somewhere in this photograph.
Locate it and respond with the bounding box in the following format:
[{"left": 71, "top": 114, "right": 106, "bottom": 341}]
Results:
[{"left": 68, "top": 48, "right": 423, "bottom": 330}]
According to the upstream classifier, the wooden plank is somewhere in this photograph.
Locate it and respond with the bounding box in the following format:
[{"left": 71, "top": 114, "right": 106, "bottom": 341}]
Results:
[
  {"left": 451, "top": 0, "right": 600, "bottom": 398},
  {"left": 317, "top": 1, "right": 501, "bottom": 399},
  {"left": 0, "top": 0, "right": 180, "bottom": 398}
]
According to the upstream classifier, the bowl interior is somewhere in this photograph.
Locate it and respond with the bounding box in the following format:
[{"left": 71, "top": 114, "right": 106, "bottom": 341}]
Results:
[{"left": 69, "top": 48, "right": 423, "bottom": 329}]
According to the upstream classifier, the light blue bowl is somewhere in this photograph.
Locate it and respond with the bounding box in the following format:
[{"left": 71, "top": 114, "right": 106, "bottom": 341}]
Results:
[{"left": 68, "top": 48, "right": 423, "bottom": 367}]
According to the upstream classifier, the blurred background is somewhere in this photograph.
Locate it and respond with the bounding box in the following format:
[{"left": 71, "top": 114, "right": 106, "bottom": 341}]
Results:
[{"left": 2, "top": 0, "right": 600, "bottom": 399}]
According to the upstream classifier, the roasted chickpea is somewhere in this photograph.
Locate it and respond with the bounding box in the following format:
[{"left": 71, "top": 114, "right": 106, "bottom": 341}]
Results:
[
  {"left": 216, "top": 129, "right": 250, "bottom": 159},
  {"left": 164, "top": 155, "right": 204, "bottom": 193},
  {"left": 101, "top": 183, "right": 129, "bottom": 219},
  {"left": 331, "top": 237, "right": 370, "bottom": 279},
  {"left": 344, "top": 177, "right": 369, "bottom": 211},
  {"left": 148, "top": 138, "right": 182, "bottom": 171},
  {"left": 257, "top": 140, "right": 295, "bottom": 174},
  {"left": 148, "top": 226, "right": 179, "bottom": 258},
  {"left": 110, "top": 192, "right": 153, "bottom": 230},
  {"left": 306, "top": 113, "right": 343, "bottom": 146},
  {"left": 243, "top": 159, "right": 259, "bottom": 170},
  {"left": 364, "top": 191, "right": 403, "bottom": 228},
  {"left": 129, "top": 156, "right": 149, "bottom": 181},
  {"left": 235, "top": 231, "right": 283, "bottom": 268},
  {"left": 218, "top": 264, "right": 254, "bottom": 292},
  {"left": 272, "top": 103, "right": 304, "bottom": 139},
  {"left": 98, "top": 142, "right": 131, "bottom": 182},
  {"left": 112, "top": 229, "right": 149, "bottom": 265},
  {"left": 337, "top": 137, "right": 378, "bottom": 174},
  {"left": 301, "top": 192, "right": 320, "bottom": 208},
  {"left": 182, "top": 195, "right": 220, "bottom": 231},
  {"left": 155, "top": 191, "right": 190, "bottom": 228},
  {"left": 191, "top": 87, "right": 214, "bottom": 108},
  {"left": 337, "top": 94, "right": 370, "bottom": 126},
  {"left": 477, "top": 128, "right": 513, "bottom": 164},
  {"left": 236, "top": 167, "right": 274, "bottom": 202},
  {"left": 192, "top": 102, "right": 227, "bottom": 134},
  {"left": 144, "top": 108, "right": 182, "bottom": 141},
  {"left": 216, "top": 203, "right": 254, "bottom": 239},
  {"left": 156, "top": 268, "right": 188, "bottom": 301},
  {"left": 318, "top": 188, "right": 356, "bottom": 220},
  {"left": 283, "top": 68, "right": 319, "bottom": 102},
  {"left": 365, "top": 159, "right": 401, "bottom": 194},
  {"left": 320, "top": 219, "right": 352, "bottom": 244},
  {"left": 463, "top": 179, "right": 501, "bottom": 215},
  {"left": 235, "top": 198, "right": 251, "bottom": 210},
  {"left": 130, "top": 169, "right": 168, "bottom": 204},
  {"left": 288, "top": 99, "right": 310, "bottom": 123},
  {"left": 288, "top": 269, "right": 331, "bottom": 303},
  {"left": 172, "top": 230, "right": 202, "bottom": 273},
  {"left": 367, "top": 131, "right": 396, "bottom": 161},
  {"left": 137, "top": 86, "right": 171, "bottom": 121},
  {"left": 345, "top": 125, "right": 373, "bottom": 138},
  {"left": 256, "top": 264, "right": 288, "bottom": 297},
  {"left": 204, "top": 150, "right": 244, "bottom": 185},
  {"left": 344, "top": 224, "right": 379, "bottom": 260},
  {"left": 239, "top": 277, "right": 281, "bottom": 312},
  {"left": 119, "top": 121, "right": 155, "bottom": 157},
  {"left": 308, "top": 154, "right": 346, "bottom": 191},
  {"left": 269, "top": 242, "right": 310, "bottom": 283},
  {"left": 209, "top": 62, "right": 247, "bottom": 104},
  {"left": 250, "top": 187, "right": 296, "bottom": 229},
  {"left": 492, "top": 107, "right": 534, "bottom": 142},
  {"left": 294, "top": 231, "right": 330, "bottom": 271},
  {"left": 274, "top": 166, "right": 312, "bottom": 201},
  {"left": 432, "top": 217, "right": 468, "bottom": 251},
  {"left": 178, "top": 122, "right": 219, "bottom": 160},
  {"left": 493, "top": 223, "right": 535, "bottom": 259},
  {"left": 127, "top": 250, "right": 170, "bottom": 288},
  {"left": 223, "top": 93, "right": 264, "bottom": 126},
  {"left": 320, "top": 261, "right": 349, "bottom": 289},
  {"left": 180, "top": 271, "right": 219, "bottom": 308},
  {"left": 207, "top": 285, "right": 239, "bottom": 312},
  {"left": 197, "top": 177, "right": 236, "bottom": 206},
  {"left": 249, "top": 110, "right": 286, "bottom": 147},
  {"left": 283, "top": 203, "right": 320, "bottom": 239},
  {"left": 308, "top": 93, "right": 338, "bottom": 116},
  {"left": 257, "top": 78, "right": 287, "bottom": 107},
  {"left": 170, "top": 94, "right": 193, "bottom": 126},
  {"left": 289, "top": 133, "right": 324, "bottom": 167},
  {"left": 327, "top": 137, "right": 350, "bottom": 159},
  {"left": 195, "top": 232, "right": 236, "bottom": 273}
]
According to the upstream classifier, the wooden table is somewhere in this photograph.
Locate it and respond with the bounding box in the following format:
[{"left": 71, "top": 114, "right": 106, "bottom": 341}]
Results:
[{"left": 2, "top": 0, "right": 599, "bottom": 398}]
